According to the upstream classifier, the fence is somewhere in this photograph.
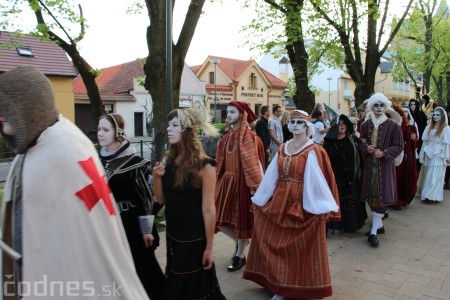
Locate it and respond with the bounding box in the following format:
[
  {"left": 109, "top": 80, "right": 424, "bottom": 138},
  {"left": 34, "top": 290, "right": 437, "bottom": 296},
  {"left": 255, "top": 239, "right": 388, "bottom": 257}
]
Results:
[
  {"left": 0, "top": 138, "right": 154, "bottom": 162},
  {"left": 129, "top": 138, "right": 155, "bottom": 161}
]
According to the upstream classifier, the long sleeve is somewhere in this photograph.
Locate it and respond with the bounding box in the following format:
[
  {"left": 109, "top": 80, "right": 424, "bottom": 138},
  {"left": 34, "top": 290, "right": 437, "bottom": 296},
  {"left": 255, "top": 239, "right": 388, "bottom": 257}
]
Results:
[
  {"left": 251, "top": 153, "right": 279, "bottom": 206},
  {"left": 303, "top": 150, "right": 339, "bottom": 214}
]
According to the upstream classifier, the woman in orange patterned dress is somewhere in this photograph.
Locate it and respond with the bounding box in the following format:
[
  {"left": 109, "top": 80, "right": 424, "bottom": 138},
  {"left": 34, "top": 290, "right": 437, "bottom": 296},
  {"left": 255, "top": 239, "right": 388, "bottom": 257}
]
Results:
[{"left": 243, "top": 110, "right": 340, "bottom": 300}]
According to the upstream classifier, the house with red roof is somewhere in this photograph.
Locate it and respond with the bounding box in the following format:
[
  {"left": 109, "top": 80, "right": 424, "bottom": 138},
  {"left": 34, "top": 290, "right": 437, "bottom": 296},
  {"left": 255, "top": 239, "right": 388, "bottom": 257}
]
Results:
[
  {"left": 73, "top": 59, "right": 206, "bottom": 137},
  {"left": 0, "top": 31, "right": 78, "bottom": 121},
  {"left": 192, "top": 56, "right": 288, "bottom": 122}
]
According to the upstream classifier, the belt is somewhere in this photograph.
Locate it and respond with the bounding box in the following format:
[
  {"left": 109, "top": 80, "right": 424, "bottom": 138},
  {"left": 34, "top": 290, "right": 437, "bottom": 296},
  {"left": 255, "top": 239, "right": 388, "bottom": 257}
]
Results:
[
  {"left": 277, "top": 178, "right": 303, "bottom": 183},
  {"left": 117, "top": 201, "right": 136, "bottom": 213}
]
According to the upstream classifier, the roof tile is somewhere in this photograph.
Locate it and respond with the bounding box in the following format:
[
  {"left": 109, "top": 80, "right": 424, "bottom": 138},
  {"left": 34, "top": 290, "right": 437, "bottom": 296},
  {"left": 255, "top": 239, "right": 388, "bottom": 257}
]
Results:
[{"left": 0, "top": 31, "right": 77, "bottom": 77}]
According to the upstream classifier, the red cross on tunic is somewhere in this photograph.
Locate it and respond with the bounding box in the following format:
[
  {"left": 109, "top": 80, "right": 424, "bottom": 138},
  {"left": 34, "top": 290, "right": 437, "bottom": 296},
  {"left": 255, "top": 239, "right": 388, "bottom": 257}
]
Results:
[{"left": 76, "top": 157, "right": 116, "bottom": 215}]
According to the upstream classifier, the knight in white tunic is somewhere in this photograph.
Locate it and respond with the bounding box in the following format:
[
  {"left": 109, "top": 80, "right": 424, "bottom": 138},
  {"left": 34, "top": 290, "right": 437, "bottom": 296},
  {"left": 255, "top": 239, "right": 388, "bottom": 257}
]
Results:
[{"left": 0, "top": 66, "right": 149, "bottom": 300}]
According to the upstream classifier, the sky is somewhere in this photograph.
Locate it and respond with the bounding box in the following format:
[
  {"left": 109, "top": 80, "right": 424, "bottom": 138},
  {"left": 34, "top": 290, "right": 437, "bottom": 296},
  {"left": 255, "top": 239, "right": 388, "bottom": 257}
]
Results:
[
  {"left": 8, "top": 0, "right": 412, "bottom": 70},
  {"left": 75, "top": 0, "right": 260, "bottom": 69}
]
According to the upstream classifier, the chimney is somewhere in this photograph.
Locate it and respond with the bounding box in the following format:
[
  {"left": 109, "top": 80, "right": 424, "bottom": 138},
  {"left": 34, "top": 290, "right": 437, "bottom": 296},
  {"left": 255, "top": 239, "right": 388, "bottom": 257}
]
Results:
[{"left": 279, "top": 56, "right": 289, "bottom": 83}]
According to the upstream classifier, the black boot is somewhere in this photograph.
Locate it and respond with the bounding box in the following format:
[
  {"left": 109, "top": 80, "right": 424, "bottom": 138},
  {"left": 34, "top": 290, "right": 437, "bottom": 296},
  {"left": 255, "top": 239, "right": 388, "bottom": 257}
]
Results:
[
  {"left": 227, "top": 256, "right": 246, "bottom": 272},
  {"left": 368, "top": 234, "right": 379, "bottom": 247}
]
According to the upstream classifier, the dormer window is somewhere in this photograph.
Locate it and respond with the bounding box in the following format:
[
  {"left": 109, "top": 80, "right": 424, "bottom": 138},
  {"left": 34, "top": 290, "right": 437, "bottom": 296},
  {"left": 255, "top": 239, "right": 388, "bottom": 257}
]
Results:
[
  {"left": 249, "top": 73, "right": 257, "bottom": 88},
  {"left": 16, "top": 46, "right": 33, "bottom": 57}
]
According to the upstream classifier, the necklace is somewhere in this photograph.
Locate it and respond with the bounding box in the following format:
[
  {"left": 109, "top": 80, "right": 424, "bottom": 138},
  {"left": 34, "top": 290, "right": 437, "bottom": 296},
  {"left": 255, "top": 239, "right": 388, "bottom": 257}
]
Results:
[{"left": 292, "top": 140, "right": 307, "bottom": 149}]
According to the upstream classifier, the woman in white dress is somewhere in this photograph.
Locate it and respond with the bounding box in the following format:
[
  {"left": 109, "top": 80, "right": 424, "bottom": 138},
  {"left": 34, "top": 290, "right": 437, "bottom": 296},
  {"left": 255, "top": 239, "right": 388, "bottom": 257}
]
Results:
[{"left": 417, "top": 107, "right": 450, "bottom": 203}]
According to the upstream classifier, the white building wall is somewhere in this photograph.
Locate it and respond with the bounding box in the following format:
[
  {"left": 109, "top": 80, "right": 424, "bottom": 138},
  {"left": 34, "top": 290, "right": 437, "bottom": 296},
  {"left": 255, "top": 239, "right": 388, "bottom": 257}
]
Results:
[{"left": 119, "top": 62, "right": 206, "bottom": 137}]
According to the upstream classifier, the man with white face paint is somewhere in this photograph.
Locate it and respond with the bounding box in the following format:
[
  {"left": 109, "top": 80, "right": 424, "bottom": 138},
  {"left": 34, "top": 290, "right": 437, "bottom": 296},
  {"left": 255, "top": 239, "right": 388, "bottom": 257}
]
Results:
[
  {"left": 359, "top": 93, "right": 403, "bottom": 247},
  {"left": 215, "top": 101, "right": 265, "bottom": 272}
]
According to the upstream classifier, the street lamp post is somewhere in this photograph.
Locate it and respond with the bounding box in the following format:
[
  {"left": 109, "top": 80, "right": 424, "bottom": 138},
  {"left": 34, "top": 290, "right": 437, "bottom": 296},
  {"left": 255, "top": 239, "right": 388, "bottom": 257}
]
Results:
[
  {"left": 326, "top": 77, "right": 332, "bottom": 107},
  {"left": 210, "top": 59, "right": 221, "bottom": 122}
]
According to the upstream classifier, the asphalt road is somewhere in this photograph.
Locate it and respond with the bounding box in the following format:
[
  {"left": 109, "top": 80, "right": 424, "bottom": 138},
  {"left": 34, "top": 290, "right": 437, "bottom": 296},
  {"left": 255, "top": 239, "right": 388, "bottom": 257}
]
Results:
[{"left": 0, "top": 162, "right": 12, "bottom": 183}]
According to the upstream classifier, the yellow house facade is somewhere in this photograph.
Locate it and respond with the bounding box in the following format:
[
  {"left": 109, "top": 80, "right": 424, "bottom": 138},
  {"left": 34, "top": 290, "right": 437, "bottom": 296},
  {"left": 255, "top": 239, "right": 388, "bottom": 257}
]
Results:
[
  {"left": 46, "top": 76, "right": 76, "bottom": 121},
  {"left": 0, "top": 31, "right": 77, "bottom": 121},
  {"left": 192, "top": 56, "right": 288, "bottom": 122}
]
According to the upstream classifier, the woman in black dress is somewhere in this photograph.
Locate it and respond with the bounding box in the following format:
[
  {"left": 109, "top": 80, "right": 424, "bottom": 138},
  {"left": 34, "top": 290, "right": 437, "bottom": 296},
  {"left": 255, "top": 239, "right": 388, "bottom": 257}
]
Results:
[
  {"left": 153, "top": 101, "right": 226, "bottom": 300},
  {"left": 323, "top": 114, "right": 367, "bottom": 233},
  {"left": 98, "top": 113, "right": 166, "bottom": 300}
]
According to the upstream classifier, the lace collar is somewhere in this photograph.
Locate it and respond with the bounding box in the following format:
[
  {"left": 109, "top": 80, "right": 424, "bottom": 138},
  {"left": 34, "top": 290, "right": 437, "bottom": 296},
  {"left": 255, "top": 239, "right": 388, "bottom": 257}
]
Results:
[
  {"left": 99, "top": 140, "right": 136, "bottom": 161},
  {"left": 370, "top": 114, "right": 388, "bottom": 129}
]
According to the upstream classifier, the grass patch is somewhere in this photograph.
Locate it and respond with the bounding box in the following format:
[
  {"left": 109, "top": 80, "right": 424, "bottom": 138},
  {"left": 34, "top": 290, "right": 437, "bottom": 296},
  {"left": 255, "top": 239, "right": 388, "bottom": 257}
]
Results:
[{"left": 0, "top": 185, "right": 3, "bottom": 207}]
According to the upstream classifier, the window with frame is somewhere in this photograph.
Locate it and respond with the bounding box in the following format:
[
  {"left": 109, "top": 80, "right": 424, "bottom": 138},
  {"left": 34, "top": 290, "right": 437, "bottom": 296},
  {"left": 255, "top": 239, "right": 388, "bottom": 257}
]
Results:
[
  {"left": 16, "top": 46, "right": 33, "bottom": 57},
  {"left": 249, "top": 73, "right": 257, "bottom": 88},
  {"left": 209, "top": 72, "right": 215, "bottom": 84}
]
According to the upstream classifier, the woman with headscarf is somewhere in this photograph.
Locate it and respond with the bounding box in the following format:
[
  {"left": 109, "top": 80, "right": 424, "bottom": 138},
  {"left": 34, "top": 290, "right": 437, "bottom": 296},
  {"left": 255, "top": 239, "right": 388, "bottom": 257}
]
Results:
[
  {"left": 152, "top": 100, "right": 226, "bottom": 299},
  {"left": 323, "top": 114, "right": 367, "bottom": 233},
  {"left": 392, "top": 107, "right": 418, "bottom": 209},
  {"left": 98, "top": 113, "right": 166, "bottom": 299},
  {"left": 243, "top": 110, "right": 339, "bottom": 300},
  {"left": 417, "top": 107, "right": 450, "bottom": 203}
]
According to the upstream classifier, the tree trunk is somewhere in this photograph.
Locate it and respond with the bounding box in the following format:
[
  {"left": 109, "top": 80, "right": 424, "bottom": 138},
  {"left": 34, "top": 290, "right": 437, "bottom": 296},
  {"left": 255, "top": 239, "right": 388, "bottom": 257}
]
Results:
[
  {"left": 432, "top": 74, "right": 443, "bottom": 107},
  {"left": 284, "top": 0, "right": 314, "bottom": 112},
  {"left": 422, "top": 8, "right": 433, "bottom": 95},
  {"left": 144, "top": 0, "right": 205, "bottom": 161},
  {"left": 67, "top": 49, "right": 104, "bottom": 122},
  {"left": 33, "top": 6, "right": 103, "bottom": 125},
  {"left": 446, "top": 72, "right": 450, "bottom": 110},
  {"left": 286, "top": 40, "right": 315, "bottom": 112}
]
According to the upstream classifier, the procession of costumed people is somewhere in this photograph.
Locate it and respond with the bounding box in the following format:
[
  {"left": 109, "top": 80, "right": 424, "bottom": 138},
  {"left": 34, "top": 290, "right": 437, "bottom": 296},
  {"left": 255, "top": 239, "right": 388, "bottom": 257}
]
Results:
[{"left": 2, "top": 65, "right": 449, "bottom": 300}]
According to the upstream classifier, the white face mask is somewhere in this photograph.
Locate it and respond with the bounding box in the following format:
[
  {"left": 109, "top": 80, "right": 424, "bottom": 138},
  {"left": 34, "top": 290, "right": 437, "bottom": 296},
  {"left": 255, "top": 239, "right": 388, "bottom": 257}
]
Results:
[
  {"left": 226, "top": 106, "right": 240, "bottom": 125},
  {"left": 0, "top": 115, "right": 14, "bottom": 135},
  {"left": 372, "top": 102, "right": 387, "bottom": 117},
  {"left": 97, "top": 118, "right": 116, "bottom": 147},
  {"left": 409, "top": 103, "right": 416, "bottom": 111},
  {"left": 288, "top": 118, "right": 307, "bottom": 135},
  {"left": 167, "top": 116, "right": 182, "bottom": 145},
  {"left": 432, "top": 111, "right": 442, "bottom": 122}
]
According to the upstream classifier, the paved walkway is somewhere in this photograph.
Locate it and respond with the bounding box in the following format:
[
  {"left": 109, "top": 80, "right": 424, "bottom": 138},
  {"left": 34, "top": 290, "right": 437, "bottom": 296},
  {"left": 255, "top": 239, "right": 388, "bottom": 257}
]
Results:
[{"left": 154, "top": 191, "right": 450, "bottom": 300}]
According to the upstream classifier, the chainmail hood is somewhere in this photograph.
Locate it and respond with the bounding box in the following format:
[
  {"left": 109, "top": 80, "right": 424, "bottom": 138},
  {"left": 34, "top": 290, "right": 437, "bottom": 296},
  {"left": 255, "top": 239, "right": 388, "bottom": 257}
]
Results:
[{"left": 0, "top": 65, "right": 59, "bottom": 154}]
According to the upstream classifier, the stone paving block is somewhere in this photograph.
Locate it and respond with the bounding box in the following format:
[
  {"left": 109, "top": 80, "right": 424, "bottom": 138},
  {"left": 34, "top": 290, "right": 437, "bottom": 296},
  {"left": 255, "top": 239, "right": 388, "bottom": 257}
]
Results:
[
  {"left": 327, "top": 286, "right": 370, "bottom": 299},
  {"left": 409, "top": 273, "right": 432, "bottom": 285},
  {"left": 363, "top": 291, "right": 397, "bottom": 300},
  {"left": 423, "top": 269, "right": 448, "bottom": 280},
  {"left": 420, "top": 255, "right": 446, "bottom": 271},
  {"left": 423, "top": 285, "right": 450, "bottom": 300},
  {"left": 392, "top": 263, "right": 426, "bottom": 276},
  {"left": 429, "top": 278, "right": 444, "bottom": 289},
  {"left": 396, "top": 282, "right": 425, "bottom": 298},
  {"left": 439, "top": 265, "right": 450, "bottom": 274},
  {"left": 392, "top": 292, "right": 421, "bottom": 300},
  {"left": 361, "top": 280, "right": 397, "bottom": 297},
  {"left": 153, "top": 192, "right": 450, "bottom": 299},
  {"left": 388, "top": 255, "right": 410, "bottom": 264},
  {"left": 404, "top": 247, "right": 429, "bottom": 260},
  {"left": 380, "top": 271, "right": 408, "bottom": 288}
]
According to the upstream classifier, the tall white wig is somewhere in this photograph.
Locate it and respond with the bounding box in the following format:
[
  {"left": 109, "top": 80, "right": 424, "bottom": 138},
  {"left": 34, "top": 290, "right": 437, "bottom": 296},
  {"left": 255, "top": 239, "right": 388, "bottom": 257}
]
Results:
[{"left": 367, "top": 93, "right": 392, "bottom": 111}]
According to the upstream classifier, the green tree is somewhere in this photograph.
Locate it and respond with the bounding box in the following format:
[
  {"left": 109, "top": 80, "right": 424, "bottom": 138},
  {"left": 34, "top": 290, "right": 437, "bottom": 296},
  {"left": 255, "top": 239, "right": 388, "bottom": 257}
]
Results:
[
  {"left": 243, "top": 0, "right": 326, "bottom": 112},
  {"left": 309, "top": 0, "right": 414, "bottom": 106},
  {"left": 142, "top": 0, "right": 206, "bottom": 160},
  {"left": 391, "top": 1, "right": 450, "bottom": 106},
  {"left": 1, "top": 0, "right": 104, "bottom": 123}
]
